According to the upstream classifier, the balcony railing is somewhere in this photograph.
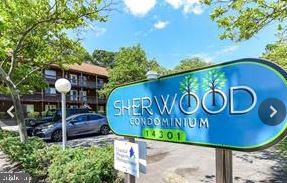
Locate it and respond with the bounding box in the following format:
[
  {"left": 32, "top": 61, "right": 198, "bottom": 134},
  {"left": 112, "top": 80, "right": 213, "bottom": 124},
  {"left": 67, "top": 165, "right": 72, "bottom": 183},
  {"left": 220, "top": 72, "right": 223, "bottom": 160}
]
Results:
[
  {"left": 0, "top": 93, "right": 105, "bottom": 105},
  {"left": 44, "top": 74, "right": 104, "bottom": 89},
  {"left": 0, "top": 95, "right": 12, "bottom": 101}
]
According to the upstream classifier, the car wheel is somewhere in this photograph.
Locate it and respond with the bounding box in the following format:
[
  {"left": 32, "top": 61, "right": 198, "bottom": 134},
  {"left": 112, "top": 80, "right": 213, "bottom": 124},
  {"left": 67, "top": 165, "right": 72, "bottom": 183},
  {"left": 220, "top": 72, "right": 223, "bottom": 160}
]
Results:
[
  {"left": 100, "top": 125, "right": 110, "bottom": 135},
  {"left": 51, "top": 129, "right": 62, "bottom": 142}
]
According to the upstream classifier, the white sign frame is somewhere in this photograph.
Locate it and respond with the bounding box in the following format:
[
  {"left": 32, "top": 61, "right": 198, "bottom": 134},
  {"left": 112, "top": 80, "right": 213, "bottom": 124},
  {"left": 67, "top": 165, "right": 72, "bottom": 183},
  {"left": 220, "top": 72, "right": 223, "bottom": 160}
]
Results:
[{"left": 114, "top": 140, "right": 140, "bottom": 177}]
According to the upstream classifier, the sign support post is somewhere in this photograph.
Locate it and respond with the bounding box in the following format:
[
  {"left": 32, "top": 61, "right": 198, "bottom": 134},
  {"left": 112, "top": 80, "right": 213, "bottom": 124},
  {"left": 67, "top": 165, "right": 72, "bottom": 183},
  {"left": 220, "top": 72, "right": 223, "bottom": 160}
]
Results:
[
  {"left": 124, "top": 137, "right": 136, "bottom": 183},
  {"left": 216, "top": 149, "right": 233, "bottom": 183}
]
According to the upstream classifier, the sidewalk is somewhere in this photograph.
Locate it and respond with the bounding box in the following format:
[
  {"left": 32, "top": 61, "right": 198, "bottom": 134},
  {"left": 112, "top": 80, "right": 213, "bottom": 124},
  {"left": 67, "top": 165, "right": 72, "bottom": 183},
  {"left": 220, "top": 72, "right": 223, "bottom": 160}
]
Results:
[
  {"left": 137, "top": 141, "right": 287, "bottom": 183},
  {"left": 0, "top": 119, "right": 17, "bottom": 127},
  {"left": 0, "top": 151, "right": 19, "bottom": 172},
  {"left": 1, "top": 125, "right": 19, "bottom": 132}
]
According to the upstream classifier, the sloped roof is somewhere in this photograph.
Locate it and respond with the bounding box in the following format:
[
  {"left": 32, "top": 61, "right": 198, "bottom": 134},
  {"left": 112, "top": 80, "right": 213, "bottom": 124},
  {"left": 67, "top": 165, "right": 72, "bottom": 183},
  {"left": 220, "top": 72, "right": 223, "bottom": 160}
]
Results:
[
  {"left": 51, "top": 63, "right": 108, "bottom": 77},
  {"left": 69, "top": 63, "right": 108, "bottom": 77}
]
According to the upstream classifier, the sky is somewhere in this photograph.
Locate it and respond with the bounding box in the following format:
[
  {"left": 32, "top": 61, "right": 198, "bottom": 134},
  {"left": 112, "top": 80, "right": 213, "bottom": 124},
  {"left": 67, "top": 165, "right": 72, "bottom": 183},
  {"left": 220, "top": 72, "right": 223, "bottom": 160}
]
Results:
[{"left": 71, "top": 0, "right": 277, "bottom": 69}]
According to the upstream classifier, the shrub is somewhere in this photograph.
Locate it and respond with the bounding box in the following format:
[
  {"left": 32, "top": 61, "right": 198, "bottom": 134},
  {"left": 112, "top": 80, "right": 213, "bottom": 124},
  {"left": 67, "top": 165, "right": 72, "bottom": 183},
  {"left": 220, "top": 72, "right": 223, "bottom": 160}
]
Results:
[
  {"left": 48, "top": 146, "right": 120, "bottom": 183},
  {"left": 278, "top": 139, "right": 287, "bottom": 157},
  {"left": 0, "top": 135, "right": 46, "bottom": 177},
  {"left": 31, "top": 145, "right": 63, "bottom": 179},
  {"left": 279, "top": 139, "right": 287, "bottom": 151},
  {"left": 0, "top": 130, "right": 122, "bottom": 183},
  {"left": 277, "top": 138, "right": 287, "bottom": 170},
  {"left": 0, "top": 130, "right": 18, "bottom": 140},
  {"left": 27, "top": 112, "right": 40, "bottom": 118},
  {"left": 0, "top": 112, "right": 6, "bottom": 119}
]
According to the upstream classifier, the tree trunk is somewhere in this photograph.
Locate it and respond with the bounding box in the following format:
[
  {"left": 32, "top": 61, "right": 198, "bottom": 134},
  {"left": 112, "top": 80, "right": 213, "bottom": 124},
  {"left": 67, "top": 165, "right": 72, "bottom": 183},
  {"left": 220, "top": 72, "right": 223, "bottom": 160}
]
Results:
[
  {"left": 187, "top": 88, "right": 191, "bottom": 108},
  {"left": 212, "top": 89, "right": 216, "bottom": 106},
  {"left": 0, "top": 67, "right": 27, "bottom": 142},
  {"left": 10, "top": 89, "right": 28, "bottom": 142}
]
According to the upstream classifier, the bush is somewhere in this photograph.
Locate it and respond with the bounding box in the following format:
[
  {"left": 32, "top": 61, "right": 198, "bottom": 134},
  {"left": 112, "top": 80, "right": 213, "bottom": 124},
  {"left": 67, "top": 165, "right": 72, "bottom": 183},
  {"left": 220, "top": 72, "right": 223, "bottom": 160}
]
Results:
[
  {"left": 0, "top": 112, "right": 6, "bottom": 119},
  {"left": 0, "top": 135, "right": 46, "bottom": 177},
  {"left": 0, "top": 130, "right": 18, "bottom": 139},
  {"left": 27, "top": 112, "right": 40, "bottom": 118},
  {"left": 277, "top": 138, "right": 287, "bottom": 170},
  {"left": 278, "top": 138, "right": 287, "bottom": 157},
  {"left": 48, "top": 146, "right": 120, "bottom": 183},
  {"left": 0, "top": 130, "right": 122, "bottom": 183}
]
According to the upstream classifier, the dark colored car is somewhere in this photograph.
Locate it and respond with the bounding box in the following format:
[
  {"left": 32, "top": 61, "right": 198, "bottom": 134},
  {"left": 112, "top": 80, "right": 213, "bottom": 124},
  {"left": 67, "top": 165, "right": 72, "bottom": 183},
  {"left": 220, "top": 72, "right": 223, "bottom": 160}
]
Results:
[
  {"left": 27, "top": 108, "right": 90, "bottom": 136},
  {"left": 33, "top": 113, "right": 110, "bottom": 141}
]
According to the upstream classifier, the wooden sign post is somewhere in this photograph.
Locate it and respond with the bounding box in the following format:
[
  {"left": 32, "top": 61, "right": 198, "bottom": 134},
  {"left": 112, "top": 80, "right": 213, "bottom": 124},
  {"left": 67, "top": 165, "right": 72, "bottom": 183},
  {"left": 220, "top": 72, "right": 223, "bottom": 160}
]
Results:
[{"left": 216, "top": 149, "right": 233, "bottom": 183}]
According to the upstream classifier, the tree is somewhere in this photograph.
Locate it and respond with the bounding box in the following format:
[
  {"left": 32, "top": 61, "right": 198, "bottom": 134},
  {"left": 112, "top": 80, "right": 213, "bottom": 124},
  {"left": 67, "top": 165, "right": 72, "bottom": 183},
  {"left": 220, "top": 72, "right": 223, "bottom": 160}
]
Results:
[
  {"left": 92, "top": 49, "right": 116, "bottom": 68},
  {"left": 0, "top": 0, "right": 112, "bottom": 142},
  {"left": 83, "top": 51, "right": 94, "bottom": 62},
  {"left": 180, "top": 75, "right": 198, "bottom": 107},
  {"left": 202, "top": 70, "right": 226, "bottom": 106},
  {"left": 100, "top": 45, "right": 162, "bottom": 96},
  {"left": 172, "top": 57, "right": 209, "bottom": 73},
  {"left": 202, "top": 0, "right": 287, "bottom": 41},
  {"left": 262, "top": 31, "right": 287, "bottom": 70},
  {"left": 148, "top": 59, "right": 168, "bottom": 76}
]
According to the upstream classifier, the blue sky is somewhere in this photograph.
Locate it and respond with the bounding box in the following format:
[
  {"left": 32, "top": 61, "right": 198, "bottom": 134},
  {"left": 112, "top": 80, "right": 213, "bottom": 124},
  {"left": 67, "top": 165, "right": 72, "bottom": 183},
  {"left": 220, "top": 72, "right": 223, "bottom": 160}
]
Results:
[{"left": 72, "top": 0, "right": 277, "bottom": 69}]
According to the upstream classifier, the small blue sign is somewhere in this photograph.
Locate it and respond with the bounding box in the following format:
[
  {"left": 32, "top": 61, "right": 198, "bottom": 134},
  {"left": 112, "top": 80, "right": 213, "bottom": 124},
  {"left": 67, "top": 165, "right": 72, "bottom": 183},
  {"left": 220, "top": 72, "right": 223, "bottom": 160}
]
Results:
[{"left": 107, "top": 58, "right": 287, "bottom": 151}]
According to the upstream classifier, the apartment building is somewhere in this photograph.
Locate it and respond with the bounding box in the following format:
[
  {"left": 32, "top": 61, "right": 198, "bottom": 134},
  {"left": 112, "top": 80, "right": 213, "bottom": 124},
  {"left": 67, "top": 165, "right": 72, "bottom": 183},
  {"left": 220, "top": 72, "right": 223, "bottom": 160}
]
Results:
[{"left": 0, "top": 63, "right": 108, "bottom": 116}]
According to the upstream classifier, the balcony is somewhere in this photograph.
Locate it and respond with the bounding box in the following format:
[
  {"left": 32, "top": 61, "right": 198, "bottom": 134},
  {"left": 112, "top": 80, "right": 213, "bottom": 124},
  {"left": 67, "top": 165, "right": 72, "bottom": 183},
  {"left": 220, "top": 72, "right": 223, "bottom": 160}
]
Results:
[
  {"left": 0, "top": 93, "right": 106, "bottom": 105},
  {"left": 44, "top": 74, "right": 61, "bottom": 84},
  {"left": 0, "top": 95, "right": 12, "bottom": 101},
  {"left": 44, "top": 74, "right": 103, "bottom": 89}
]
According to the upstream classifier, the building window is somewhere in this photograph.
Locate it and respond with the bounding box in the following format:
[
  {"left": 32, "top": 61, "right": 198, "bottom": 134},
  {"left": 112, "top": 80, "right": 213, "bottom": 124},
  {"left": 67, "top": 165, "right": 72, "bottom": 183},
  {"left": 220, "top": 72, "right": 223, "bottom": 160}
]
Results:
[
  {"left": 26, "top": 104, "right": 34, "bottom": 113},
  {"left": 70, "top": 74, "right": 78, "bottom": 85},
  {"left": 79, "top": 91, "right": 87, "bottom": 102},
  {"left": 97, "top": 78, "right": 104, "bottom": 88},
  {"left": 45, "top": 87, "right": 57, "bottom": 95},
  {"left": 80, "top": 76, "right": 87, "bottom": 86},
  {"left": 45, "top": 105, "right": 57, "bottom": 111},
  {"left": 70, "top": 90, "right": 78, "bottom": 101},
  {"left": 44, "top": 69, "right": 56, "bottom": 79}
]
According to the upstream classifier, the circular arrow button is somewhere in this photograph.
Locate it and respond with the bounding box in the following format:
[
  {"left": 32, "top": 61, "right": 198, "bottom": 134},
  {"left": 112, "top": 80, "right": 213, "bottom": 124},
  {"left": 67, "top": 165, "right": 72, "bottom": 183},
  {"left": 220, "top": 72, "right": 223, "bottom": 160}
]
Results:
[{"left": 258, "top": 98, "right": 286, "bottom": 126}]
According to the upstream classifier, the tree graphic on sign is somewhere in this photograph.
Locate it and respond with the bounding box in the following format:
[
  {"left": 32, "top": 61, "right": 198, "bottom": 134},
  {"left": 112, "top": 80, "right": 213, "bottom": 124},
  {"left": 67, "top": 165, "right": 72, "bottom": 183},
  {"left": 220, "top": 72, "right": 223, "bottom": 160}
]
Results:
[
  {"left": 180, "top": 75, "right": 199, "bottom": 107},
  {"left": 202, "top": 70, "right": 227, "bottom": 106}
]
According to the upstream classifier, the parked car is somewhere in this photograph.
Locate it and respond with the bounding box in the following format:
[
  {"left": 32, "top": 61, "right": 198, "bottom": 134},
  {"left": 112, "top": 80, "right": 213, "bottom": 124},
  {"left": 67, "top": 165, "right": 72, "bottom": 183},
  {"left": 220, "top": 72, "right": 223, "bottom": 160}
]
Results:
[
  {"left": 25, "top": 109, "right": 56, "bottom": 127},
  {"left": 26, "top": 108, "right": 90, "bottom": 136},
  {"left": 33, "top": 113, "right": 110, "bottom": 141}
]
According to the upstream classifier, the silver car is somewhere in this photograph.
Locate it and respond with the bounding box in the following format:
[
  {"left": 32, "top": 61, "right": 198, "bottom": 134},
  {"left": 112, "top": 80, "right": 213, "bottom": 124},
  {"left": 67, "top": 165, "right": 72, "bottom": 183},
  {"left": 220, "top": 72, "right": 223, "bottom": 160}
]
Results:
[{"left": 33, "top": 113, "right": 110, "bottom": 141}]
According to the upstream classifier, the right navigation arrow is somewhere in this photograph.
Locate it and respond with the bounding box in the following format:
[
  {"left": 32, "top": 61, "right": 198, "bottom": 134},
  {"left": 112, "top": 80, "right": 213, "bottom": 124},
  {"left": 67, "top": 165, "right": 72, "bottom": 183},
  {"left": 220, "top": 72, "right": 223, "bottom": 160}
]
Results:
[{"left": 270, "top": 105, "right": 277, "bottom": 118}]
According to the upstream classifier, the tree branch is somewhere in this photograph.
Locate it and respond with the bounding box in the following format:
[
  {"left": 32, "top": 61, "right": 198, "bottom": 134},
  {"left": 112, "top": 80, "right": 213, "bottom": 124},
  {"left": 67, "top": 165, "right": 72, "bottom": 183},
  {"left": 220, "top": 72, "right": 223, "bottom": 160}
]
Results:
[
  {"left": 7, "top": 0, "right": 115, "bottom": 77},
  {"left": 0, "top": 65, "right": 16, "bottom": 90},
  {"left": 15, "top": 67, "right": 41, "bottom": 87},
  {"left": 8, "top": 17, "right": 56, "bottom": 76}
]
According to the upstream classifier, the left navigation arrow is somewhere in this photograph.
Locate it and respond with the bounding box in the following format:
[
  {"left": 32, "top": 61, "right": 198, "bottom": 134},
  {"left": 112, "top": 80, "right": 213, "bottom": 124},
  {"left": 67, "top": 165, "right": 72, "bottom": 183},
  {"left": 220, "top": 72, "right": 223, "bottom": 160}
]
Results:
[{"left": 7, "top": 106, "right": 14, "bottom": 118}]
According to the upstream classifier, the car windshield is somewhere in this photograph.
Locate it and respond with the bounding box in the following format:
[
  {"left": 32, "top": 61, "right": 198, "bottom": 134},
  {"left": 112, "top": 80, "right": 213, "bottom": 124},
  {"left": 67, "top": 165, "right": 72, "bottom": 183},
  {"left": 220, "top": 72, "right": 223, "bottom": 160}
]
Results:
[
  {"left": 50, "top": 109, "right": 90, "bottom": 122},
  {"left": 45, "top": 109, "right": 56, "bottom": 117}
]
